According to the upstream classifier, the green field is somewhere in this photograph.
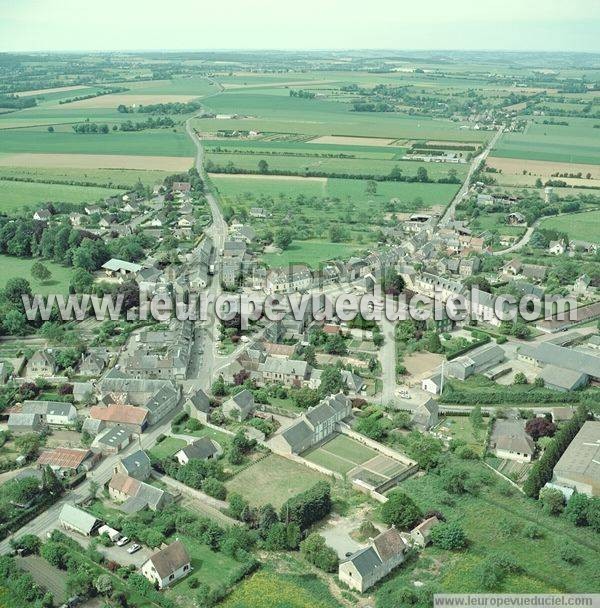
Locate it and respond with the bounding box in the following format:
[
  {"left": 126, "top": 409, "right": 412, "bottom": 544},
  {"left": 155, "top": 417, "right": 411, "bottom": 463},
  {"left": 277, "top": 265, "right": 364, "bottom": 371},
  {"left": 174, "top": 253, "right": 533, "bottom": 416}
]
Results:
[
  {"left": 0, "top": 255, "right": 73, "bottom": 295},
  {"left": 0, "top": 179, "right": 120, "bottom": 211},
  {"left": 493, "top": 118, "right": 600, "bottom": 164},
  {"left": 304, "top": 433, "right": 377, "bottom": 475},
  {"left": 0, "top": 166, "right": 173, "bottom": 188},
  {"left": 211, "top": 175, "right": 459, "bottom": 208},
  {"left": 539, "top": 210, "right": 600, "bottom": 243},
  {"left": 206, "top": 151, "right": 467, "bottom": 180},
  {"left": 196, "top": 92, "right": 488, "bottom": 141},
  {"left": 222, "top": 565, "right": 342, "bottom": 608},
  {"left": 225, "top": 454, "right": 327, "bottom": 508},
  {"left": 0, "top": 128, "right": 194, "bottom": 156},
  {"left": 262, "top": 240, "right": 361, "bottom": 268}
]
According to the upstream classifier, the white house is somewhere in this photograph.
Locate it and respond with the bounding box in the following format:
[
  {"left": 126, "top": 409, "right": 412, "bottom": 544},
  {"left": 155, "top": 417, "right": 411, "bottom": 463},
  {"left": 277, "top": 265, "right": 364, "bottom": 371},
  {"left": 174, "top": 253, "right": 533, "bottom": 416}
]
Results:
[{"left": 141, "top": 541, "right": 191, "bottom": 589}]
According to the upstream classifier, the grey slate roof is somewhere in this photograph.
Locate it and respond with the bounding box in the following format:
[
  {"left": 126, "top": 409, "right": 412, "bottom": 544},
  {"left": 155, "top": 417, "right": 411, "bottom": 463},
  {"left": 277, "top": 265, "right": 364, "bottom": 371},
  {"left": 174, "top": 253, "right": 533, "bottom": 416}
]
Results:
[
  {"left": 120, "top": 450, "right": 151, "bottom": 480},
  {"left": 177, "top": 437, "right": 219, "bottom": 460},
  {"left": 22, "top": 400, "right": 75, "bottom": 418},
  {"left": 347, "top": 546, "right": 382, "bottom": 577}
]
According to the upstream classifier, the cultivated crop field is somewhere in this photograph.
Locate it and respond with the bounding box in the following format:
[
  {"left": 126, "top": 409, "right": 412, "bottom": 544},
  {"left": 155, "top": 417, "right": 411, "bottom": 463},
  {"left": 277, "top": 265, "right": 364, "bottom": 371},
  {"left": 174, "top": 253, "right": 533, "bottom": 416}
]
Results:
[
  {"left": 492, "top": 118, "right": 600, "bottom": 164},
  {"left": 0, "top": 129, "right": 195, "bottom": 157}
]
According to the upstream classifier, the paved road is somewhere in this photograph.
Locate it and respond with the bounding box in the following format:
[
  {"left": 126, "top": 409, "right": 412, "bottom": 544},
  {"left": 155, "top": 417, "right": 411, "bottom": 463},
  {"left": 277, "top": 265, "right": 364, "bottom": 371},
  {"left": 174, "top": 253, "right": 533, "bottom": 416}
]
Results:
[
  {"left": 492, "top": 221, "right": 538, "bottom": 257},
  {"left": 379, "top": 315, "right": 397, "bottom": 406},
  {"left": 184, "top": 116, "right": 229, "bottom": 391},
  {"left": 0, "top": 411, "right": 177, "bottom": 554},
  {"left": 440, "top": 126, "right": 504, "bottom": 226}
]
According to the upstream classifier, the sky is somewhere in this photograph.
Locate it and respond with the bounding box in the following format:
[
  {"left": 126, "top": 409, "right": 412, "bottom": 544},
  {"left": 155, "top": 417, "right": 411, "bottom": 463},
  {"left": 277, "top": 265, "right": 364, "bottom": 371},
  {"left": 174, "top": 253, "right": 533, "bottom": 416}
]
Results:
[{"left": 1, "top": 0, "right": 599, "bottom": 53}]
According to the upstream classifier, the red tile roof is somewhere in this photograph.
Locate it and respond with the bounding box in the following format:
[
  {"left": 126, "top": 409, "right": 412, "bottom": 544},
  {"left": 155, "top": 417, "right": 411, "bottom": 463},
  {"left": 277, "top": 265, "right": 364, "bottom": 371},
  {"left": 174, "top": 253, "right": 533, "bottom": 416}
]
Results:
[
  {"left": 37, "top": 447, "right": 90, "bottom": 469},
  {"left": 90, "top": 405, "right": 148, "bottom": 425}
]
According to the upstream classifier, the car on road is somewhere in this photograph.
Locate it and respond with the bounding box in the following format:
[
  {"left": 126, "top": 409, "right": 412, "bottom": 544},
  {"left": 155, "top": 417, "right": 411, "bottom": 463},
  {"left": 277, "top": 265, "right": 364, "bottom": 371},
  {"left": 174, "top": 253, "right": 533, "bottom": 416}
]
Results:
[
  {"left": 116, "top": 536, "right": 130, "bottom": 546},
  {"left": 127, "top": 543, "right": 142, "bottom": 554}
]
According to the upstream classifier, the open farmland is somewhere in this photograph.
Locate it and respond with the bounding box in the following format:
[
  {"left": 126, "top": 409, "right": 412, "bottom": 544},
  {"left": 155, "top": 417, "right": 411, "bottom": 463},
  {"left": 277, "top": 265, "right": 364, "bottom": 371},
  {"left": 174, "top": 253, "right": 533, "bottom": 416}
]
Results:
[
  {"left": 0, "top": 152, "right": 193, "bottom": 171},
  {"left": 59, "top": 93, "right": 201, "bottom": 108},
  {"left": 493, "top": 118, "right": 600, "bottom": 164},
  {"left": 225, "top": 454, "right": 327, "bottom": 508},
  {"left": 0, "top": 129, "right": 195, "bottom": 156},
  {"left": 0, "top": 165, "right": 174, "bottom": 187},
  {"left": 0, "top": 179, "right": 120, "bottom": 210},
  {"left": 195, "top": 92, "right": 489, "bottom": 141},
  {"left": 211, "top": 174, "right": 458, "bottom": 208},
  {"left": 487, "top": 156, "right": 600, "bottom": 187}
]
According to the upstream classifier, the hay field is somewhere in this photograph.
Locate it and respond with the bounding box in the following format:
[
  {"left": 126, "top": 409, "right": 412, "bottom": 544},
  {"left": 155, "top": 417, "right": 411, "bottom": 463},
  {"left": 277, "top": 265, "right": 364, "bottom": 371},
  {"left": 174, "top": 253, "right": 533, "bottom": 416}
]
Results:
[
  {"left": 309, "top": 135, "right": 398, "bottom": 146},
  {"left": 0, "top": 153, "right": 193, "bottom": 171},
  {"left": 56, "top": 93, "right": 200, "bottom": 108},
  {"left": 487, "top": 156, "right": 600, "bottom": 180},
  {"left": 16, "top": 84, "right": 89, "bottom": 97}
]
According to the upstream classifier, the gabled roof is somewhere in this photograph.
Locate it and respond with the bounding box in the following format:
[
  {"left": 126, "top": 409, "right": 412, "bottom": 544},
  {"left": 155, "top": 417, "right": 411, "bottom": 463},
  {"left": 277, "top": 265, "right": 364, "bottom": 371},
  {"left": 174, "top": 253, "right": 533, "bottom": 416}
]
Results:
[
  {"left": 146, "top": 540, "right": 190, "bottom": 579},
  {"left": 22, "top": 400, "right": 75, "bottom": 418},
  {"left": 101, "top": 259, "right": 143, "bottom": 273},
  {"left": 177, "top": 437, "right": 219, "bottom": 460},
  {"left": 185, "top": 389, "right": 210, "bottom": 413},
  {"left": 346, "top": 546, "right": 382, "bottom": 577},
  {"left": 90, "top": 404, "right": 148, "bottom": 425},
  {"left": 372, "top": 527, "right": 406, "bottom": 562},
  {"left": 120, "top": 450, "right": 151, "bottom": 478},
  {"left": 37, "top": 447, "right": 90, "bottom": 469},
  {"left": 59, "top": 504, "right": 98, "bottom": 534}
]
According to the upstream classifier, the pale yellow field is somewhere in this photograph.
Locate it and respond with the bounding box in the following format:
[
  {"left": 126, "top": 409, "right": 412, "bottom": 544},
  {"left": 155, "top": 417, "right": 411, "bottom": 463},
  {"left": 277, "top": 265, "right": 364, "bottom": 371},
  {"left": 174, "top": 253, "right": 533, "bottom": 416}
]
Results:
[
  {"left": 51, "top": 94, "right": 199, "bottom": 108},
  {"left": 0, "top": 153, "right": 193, "bottom": 171},
  {"left": 16, "top": 84, "right": 89, "bottom": 97},
  {"left": 487, "top": 156, "right": 600, "bottom": 183},
  {"left": 308, "top": 135, "right": 397, "bottom": 146},
  {"left": 208, "top": 172, "right": 326, "bottom": 183}
]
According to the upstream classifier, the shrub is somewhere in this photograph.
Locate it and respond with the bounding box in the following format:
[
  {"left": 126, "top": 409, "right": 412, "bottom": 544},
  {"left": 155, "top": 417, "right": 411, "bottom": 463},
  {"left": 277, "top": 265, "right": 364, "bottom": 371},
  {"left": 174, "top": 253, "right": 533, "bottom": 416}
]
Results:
[
  {"left": 430, "top": 522, "right": 467, "bottom": 550},
  {"left": 380, "top": 490, "right": 421, "bottom": 530}
]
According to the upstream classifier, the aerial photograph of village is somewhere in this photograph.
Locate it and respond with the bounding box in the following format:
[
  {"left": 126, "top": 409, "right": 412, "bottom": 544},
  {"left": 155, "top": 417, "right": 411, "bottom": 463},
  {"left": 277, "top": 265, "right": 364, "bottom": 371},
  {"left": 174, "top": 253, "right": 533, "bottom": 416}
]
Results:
[{"left": 0, "top": 1, "right": 598, "bottom": 607}]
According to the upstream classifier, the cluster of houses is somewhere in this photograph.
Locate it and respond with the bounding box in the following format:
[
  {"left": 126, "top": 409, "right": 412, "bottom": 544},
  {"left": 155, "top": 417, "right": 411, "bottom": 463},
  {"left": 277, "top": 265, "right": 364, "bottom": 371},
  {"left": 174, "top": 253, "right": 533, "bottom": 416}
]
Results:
[{"left": 58, "top": 502, "right": 192, "bottom": 589}]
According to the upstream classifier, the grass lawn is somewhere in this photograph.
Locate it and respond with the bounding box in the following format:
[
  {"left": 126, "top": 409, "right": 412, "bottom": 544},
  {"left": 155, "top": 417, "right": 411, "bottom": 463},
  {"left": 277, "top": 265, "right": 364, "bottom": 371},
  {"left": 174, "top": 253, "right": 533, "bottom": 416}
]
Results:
[
  {"left": 0, "top": 179, "right": 120, "bottom": 211},
  {"left": 0, "top": 255, "right": 72, "bottom": 295},
  {"left": 166, "top": 534, "right": 244, "bottom": 596},
  {"left": 384, "top": 458, "right": 600, "bottom": 595},
  {"left": 262, "top": 240, "right": 359, "bottom": 268},
  {"left": 304, "top": 433, "right": 377, "bottom": 475},
  {"left": 439, "top": 415, "right": 488, "bottom": 455},
  {"left": 540, "top": 210, "right": 600, "bottom": 244},
  {"left": 149, "top": 436, "right": 187, "bottom": 460},
  {"left": 225, "top": 454, "right": 327, "bottom": 508},
  {"left": 221, "top": 559, "right": 342, "bottom": 608}
]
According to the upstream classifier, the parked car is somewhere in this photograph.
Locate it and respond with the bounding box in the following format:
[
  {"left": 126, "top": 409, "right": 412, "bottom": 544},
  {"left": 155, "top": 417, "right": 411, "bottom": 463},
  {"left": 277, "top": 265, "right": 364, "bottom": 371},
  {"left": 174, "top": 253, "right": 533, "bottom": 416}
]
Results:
[
  {"left": 116, "top": 536, "right": 130, "bottom": 547},
  {"left": 127, "top": 543, "right": 141, "bottom": 554}
]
